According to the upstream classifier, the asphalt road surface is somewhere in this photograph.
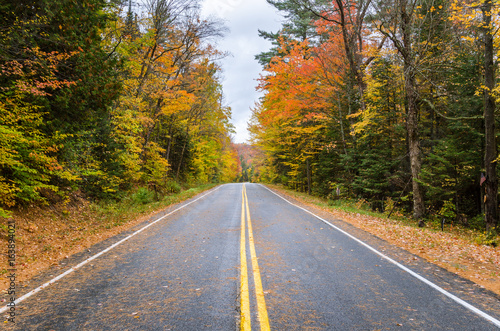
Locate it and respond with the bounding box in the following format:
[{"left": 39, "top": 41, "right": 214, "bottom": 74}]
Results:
[{"left": 3, "top": 183, "right": 500, "bottom": 330}]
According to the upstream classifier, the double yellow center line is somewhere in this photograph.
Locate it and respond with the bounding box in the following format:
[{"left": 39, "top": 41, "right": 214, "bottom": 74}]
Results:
[{"left": 240, "top": 184, "right": 270, "bottom": 331}]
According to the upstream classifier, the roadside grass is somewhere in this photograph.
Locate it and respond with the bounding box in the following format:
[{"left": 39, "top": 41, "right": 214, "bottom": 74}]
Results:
[
  {"left": 266, "top": 184, "right": 500, "bottom": 295},
  {"left": 0, "top": 183, "right": 217, "bottom": 291},
  {"left": 91, "top": 184, "right": 216, "bottom": 228}
]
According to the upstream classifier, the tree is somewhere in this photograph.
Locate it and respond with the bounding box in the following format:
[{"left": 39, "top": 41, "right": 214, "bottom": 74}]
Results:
[
  {"left": 255, "top": 0, "right": 321, "bottom": 66},
  {"left": 480, "top": 0, "right": 498, "bottom": 231},
  {"left": 448, "top": 0, "right": 499, "bottom": 230},
  {"left": 0, "top": 0, "right": 122, "bottom": 205},
  {"left": 253, "top": 39, "right": 331, "bottom": 193},
  {"left": 110, "top": 0, "right": 230, "bottom": 190},
  {"left": 350, "top": 57, "right": 406, "bottom": 210},
  {"left": 373, "top": 0, "right": 439, "bottom": 222}
]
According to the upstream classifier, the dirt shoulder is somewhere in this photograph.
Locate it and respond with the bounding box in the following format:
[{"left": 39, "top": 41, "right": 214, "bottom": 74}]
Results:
[
  {"left": 267, "top": 185, "right": 500, "bottom": 296},
  {"left": 0, "top": 185, "right": 216, "bottom": 292}
]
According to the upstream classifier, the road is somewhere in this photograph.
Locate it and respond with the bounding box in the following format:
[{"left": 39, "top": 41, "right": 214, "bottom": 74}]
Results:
[{"left": 3, "top": 183, "right": 500, "bottom": 330}]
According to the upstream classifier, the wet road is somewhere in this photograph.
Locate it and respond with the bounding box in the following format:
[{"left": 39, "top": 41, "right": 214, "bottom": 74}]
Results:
[{"left": 3, "top": 183, "right": 500, "bottom": 330}]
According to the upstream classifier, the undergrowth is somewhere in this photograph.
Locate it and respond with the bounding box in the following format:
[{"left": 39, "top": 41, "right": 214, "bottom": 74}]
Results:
[{"left": 92, "top": 183, "right": 216, "bottom": 226}]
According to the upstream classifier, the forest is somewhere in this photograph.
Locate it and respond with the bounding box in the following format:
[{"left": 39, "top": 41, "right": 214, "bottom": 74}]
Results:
[
  {"left": 250, "top": 0, "right": 500, "bottom": 231},
  {"left": 0, "top": 0, "right": 240, "bottom": 218}
]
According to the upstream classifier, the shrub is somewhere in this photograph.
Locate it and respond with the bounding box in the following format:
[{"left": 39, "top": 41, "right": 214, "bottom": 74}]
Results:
[
  {"left": 165, "top": 181, "right": 181, "bottom": 194},
  {"left": 474, "top": 229, "right": 499, "bottom": 247},
  {"left": 130, "top": 187, "right": 155, "bottom": 205}
]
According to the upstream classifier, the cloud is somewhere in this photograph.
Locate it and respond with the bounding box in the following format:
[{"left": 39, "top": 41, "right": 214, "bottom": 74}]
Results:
[{"left": 201, "top": 0, "right": 281, "bottom": 143}]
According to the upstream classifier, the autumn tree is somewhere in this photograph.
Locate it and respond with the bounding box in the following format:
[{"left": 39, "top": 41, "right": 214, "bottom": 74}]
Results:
[
  {"left": 253, "top": 39, "right": 332, "bottom": 193},
  {"left": 0, "top": 0, "right": 122, "bottom": 208},
  {"left": 107, "top": 0, "right": 233, "bottom": 190}
]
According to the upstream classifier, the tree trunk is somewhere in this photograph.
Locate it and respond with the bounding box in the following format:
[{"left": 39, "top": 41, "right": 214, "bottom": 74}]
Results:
[
  {"left": 176, "top": 139, "right": 187, "bottom": 180},
  {"left": 336, "top": 95, "right": 348, "bottom": 156},
  {"left": 306, "top": 158, "right": 312, "bottom": 195},
  {"left": 482, "top": 0, "right": 498, "bottom": 231},
  {"left": 405, "top": 70, "right": 425, "bottom": 221},
  {"left": 400, "top": 0, "right": 425, "bottom": 222},
  {"left": 140, "top": 98, "right": 163, "bottom": 160},
  {"left": 333, "top": 0, "right": 367, "bottom": 112},
  {"left": 165, "top": 120, "right": 175, "bottom": 162}
]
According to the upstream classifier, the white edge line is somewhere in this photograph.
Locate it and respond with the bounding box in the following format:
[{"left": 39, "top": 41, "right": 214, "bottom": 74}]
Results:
[
  {"left": 0, "top": 185, "right": 221, "bottom": 314},
  {"left": 260, "top": 184, "right": 500, "bottom": 328}
]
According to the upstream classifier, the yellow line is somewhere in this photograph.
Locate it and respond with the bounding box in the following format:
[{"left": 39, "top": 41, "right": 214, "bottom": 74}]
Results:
[
  {"left": 240, "top": 185, "right": 251, "bottom": 331},
  {"left": 244, "top": 184, "right": 271, "bottom": 331}
]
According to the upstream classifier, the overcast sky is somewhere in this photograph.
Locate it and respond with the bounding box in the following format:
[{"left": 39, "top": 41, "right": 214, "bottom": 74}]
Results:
[{"left": 200, "top": 0, "right": 282, "bottom": 143}]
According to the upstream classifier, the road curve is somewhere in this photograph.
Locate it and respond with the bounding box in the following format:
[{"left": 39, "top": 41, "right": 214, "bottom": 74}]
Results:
[{"left": 3, "top": 183, "right": 500, "bottom": 330}]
